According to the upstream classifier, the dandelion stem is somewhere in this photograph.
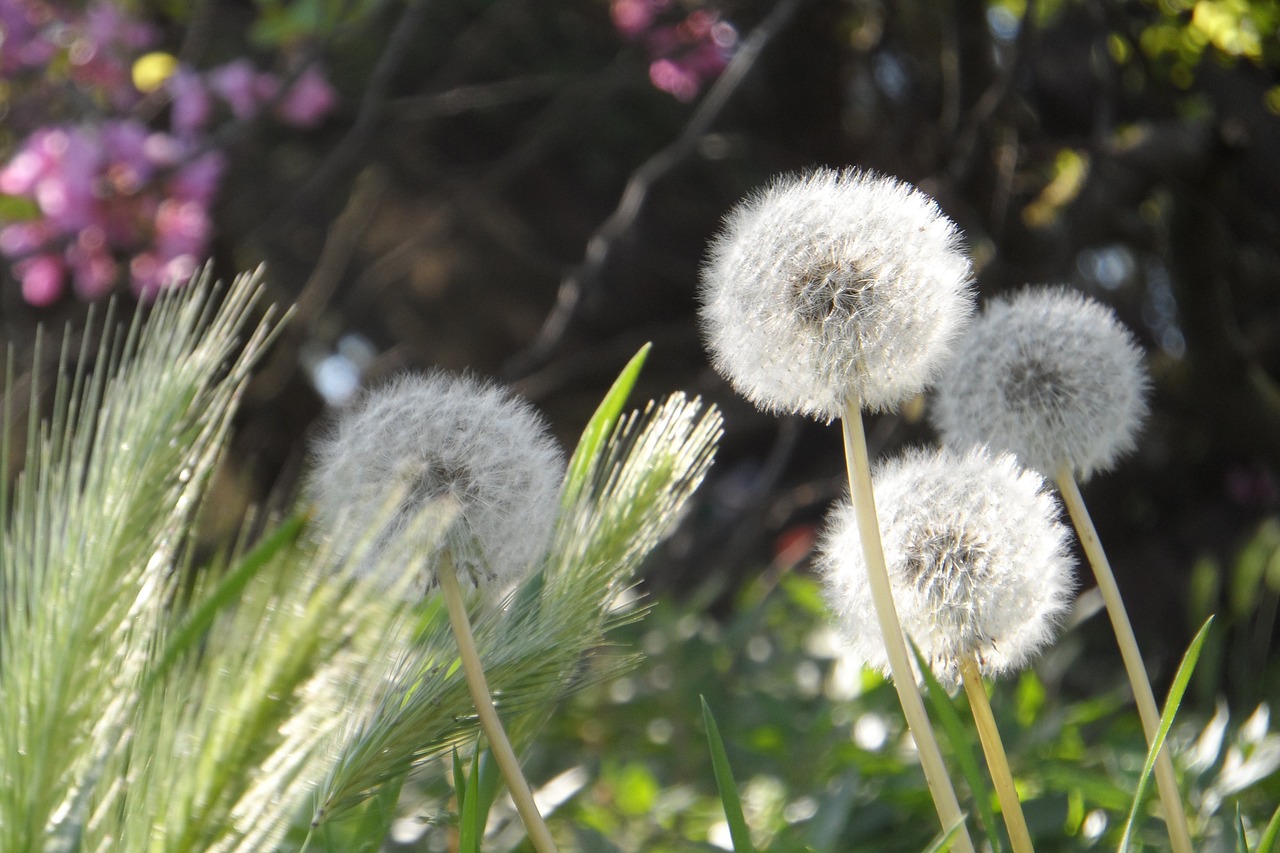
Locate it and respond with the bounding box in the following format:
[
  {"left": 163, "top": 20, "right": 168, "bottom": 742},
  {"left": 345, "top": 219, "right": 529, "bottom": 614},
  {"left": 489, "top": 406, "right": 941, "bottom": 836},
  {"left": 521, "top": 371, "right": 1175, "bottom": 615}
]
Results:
[
  {"left": 437, "top": 561, "right": 559, "bottom": 853},
  {"left": 958, "top": 654, "right": 1035, "bottom": 853},
  {"left": 840, "top": 400, "right": 975, "bottom": 853},
  {"left": 1055, "top": 468, "right": 1193, "bottom": 853}
]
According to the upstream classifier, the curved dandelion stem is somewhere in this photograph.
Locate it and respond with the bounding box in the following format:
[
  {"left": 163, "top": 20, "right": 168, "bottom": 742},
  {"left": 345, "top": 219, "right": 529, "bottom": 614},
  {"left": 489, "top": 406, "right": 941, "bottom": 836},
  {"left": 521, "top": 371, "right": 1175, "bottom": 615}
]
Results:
[
  {"left": 1056, "top": 468, "right": 1193, "bottom": 853},
  {"left": 841, "top": 400, "right": 975, "bottom": 853},
  {"left": 958, "top": 654, "right": 1035, "bottom": 853},
  {"left": 437, "top": 561, "right": 559, "bottom": 853}
]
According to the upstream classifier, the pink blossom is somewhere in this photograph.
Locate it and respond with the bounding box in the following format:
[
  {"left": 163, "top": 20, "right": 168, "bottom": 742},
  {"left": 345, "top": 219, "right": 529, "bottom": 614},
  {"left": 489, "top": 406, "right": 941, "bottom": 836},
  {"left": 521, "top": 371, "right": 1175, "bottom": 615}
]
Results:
[
  {"left": 0, "top": 147, "right": 51, "bottom": 195},
  {"left": 275, "top": 65, "right": 337, "bottom": 128},
  {"left": 0, "top": 0, "right": 58, "bottom": 74},
  {"left": 649, "top": 58, "right": 700, "bottom": 102},
  {"left": 167, "top": 68, "right": 213, "bottom": 134},
  {"left": 67, "top": 227, "right": 117, "bottom": 299},
  {"left": 129, "top": 249, "right": 196, "bottom": 299},
  {"left": 209, "top": 59, "right": 264, "bottom": 119},
  {"left": 84, "top": 1, "right": 155, "bottom": 51},
  {"left": 613, "top": 1, "right": 737, "bottom": 101},
  {"left": 101, "top": 119, "right": 154, "bottom": 194},
  {"left": 168, "top": 151, "right": 225, "bottom": 205},
  {"left": 16, "top": 252, "right": 64, "bottom": 305},
  {"left": 154, "top": 198, "right": 211, "bottom": 257},
  {"left": 611, "top": 0, "right": 659, "bottom": 38},
  {"left": 32, "top": 129, "right": 97, "bottom": 231},
  {"left": 0, "top": 220, "right": 53, "bottom": 256}
]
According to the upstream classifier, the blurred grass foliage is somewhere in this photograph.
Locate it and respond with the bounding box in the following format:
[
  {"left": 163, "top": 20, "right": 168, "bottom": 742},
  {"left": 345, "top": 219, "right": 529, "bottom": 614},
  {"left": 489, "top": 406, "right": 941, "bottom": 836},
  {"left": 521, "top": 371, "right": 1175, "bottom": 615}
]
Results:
[
  {"left": 480, "top": 567, "right": 1280, "bottom": 852},
  {"left": 0, "top": 273, "right": 725, "bottom": 852}
]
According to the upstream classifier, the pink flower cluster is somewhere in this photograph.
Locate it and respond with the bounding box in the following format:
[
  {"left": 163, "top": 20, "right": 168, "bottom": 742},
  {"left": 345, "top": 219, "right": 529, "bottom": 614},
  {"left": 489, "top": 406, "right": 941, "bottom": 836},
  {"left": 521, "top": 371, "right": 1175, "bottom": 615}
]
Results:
[
  {"left": 0, "top": 0, "right": 338, "bottom": 305},
  {"left": 169, "top": 60, "right": 337, "bottom": 135},
  {"left": 610, "top": 0, "right": 738, "bottom": 102},
  {"left": 0, "top": 0, "right": 155, "bottom": 107},
  {"left": 0, "top": 123, "right": 224, "bottom": 303}
]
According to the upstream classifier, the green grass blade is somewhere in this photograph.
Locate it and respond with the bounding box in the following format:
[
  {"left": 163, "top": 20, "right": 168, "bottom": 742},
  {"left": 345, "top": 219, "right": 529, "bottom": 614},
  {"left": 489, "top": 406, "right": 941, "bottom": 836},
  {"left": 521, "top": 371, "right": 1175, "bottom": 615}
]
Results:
[
  {"left": 912, "top": 642, "right": 998, "bottom": 852},
  {"left": 701, "top": 695, "right": 755, "bottom": 853},
  {"left": 477, "top": 748, "right": 501, "bottom": 824},
  {"left": 459, "top": 745, "right": 483, "bottom": 853},
  {"left": 1256, "top": 800, "right": 1280, "bottom": 853},
  {"left": 561, "top": 343, "right": 650, "bottom": 509},
  {"left": 922, "top": 814, "right": 971, "bottom": 853},
  {"left": 452, "top": 747, "right": 467, "bottom": 813},
  {"left": 1118, "top": 616, "right": 1214, "bottom": 853},
  {"left": 1237, "top": 803, "right": 1250, "bottom": 853},
  {"left": 147, "top": 513, "right": 307, "bottom": 688}
]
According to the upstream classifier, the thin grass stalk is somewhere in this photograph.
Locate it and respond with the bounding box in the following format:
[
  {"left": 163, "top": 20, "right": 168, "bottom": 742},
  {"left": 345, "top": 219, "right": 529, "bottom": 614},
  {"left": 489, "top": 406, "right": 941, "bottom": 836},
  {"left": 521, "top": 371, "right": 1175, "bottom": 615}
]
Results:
[
  {"left": 957, "top": 655, "right": 1034, "bottom": 853},
  {"left": 840, "top": 399, "right": 974, "bottom": 853},
  {"left": 1055, "top": 468, "right": 1193, "bottom": 853},
  {"left": 437, "top": 558, "right": 559, "bottom": 853}
]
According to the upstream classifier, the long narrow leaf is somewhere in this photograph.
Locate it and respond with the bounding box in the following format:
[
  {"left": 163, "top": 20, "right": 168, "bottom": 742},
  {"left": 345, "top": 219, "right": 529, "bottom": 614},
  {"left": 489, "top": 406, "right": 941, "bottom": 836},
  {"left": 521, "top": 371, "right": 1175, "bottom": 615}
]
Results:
[
  {"left": 147, "top": 513, "right": 307, "bottom": 688},
  {"left": 459, "top": 744, "right": 483, "bottom": 853},
  {"left": 561, "top": 343, "right": 650, "bottom": 510},
  {"left": 702, "top": 696, "right": 755, "bottom": 853},
  {"left": 1256, "top": 800, "right": 1280, "bottom": 853},
  {"left": 912, "top": 642, "right": 999, "bottom": 852},
  {"left": 1118, "top": 617, "right": 1214, "bottom": 852}
]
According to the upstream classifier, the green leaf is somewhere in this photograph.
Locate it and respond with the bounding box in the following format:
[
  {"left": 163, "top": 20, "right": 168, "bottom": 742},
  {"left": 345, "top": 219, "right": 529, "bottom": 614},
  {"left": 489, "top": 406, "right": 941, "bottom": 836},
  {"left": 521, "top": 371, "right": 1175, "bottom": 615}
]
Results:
[
  {"left": 452, "top": 747, "right": 467, "bottom": 813},
  {"left": 0, "top": 193, "right": 40, "bottom": 220},
  {"left": 1256, "top": 800, "right": 1280, "bottom": 853},
  {"left": 1237, "top": 803, "right": 1250, "bottom": 853},
  {"left": 459, "top": 745, "right": 483, "bottom": 853},
  {"left": 701, "top": 696, "right": 756, "bottom": 853},
  {"left": 1118, "top": 616, "right": 1214, "bottom": 853},
  {"left": 561, "top": 343, "right": 650, "bottom": 510},
  {"left": 911, "top": 641, "right": 999, "bottom": 853}
]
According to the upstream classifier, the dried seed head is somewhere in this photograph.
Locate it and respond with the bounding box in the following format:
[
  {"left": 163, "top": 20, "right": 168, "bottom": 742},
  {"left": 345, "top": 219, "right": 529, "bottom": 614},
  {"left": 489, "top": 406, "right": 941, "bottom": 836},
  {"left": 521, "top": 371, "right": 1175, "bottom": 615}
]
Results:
[
  {"left": 699, "top": 168, "right": 975, "bottom": 420},
  {"left": 932, "top": 286, "right": 1150, "bottom": 481},
  {"left": 819, "top": 446, "right": 1075, "bottom": 687},
  {"left": 306, "top": 371, "right": 565, "bottom": 590}
]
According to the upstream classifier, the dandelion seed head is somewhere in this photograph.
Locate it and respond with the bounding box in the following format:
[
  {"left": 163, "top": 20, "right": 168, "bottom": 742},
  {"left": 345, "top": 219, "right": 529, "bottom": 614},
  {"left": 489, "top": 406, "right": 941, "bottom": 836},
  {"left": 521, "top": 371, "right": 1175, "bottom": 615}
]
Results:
[
  {"left": 933, "top": 286, "right": 1150, "bottom": 481},
  {"left": 819, "top": 446, "right": 1075, "bottom": 686},
  {"left": 699, "top": 167, "right": 975, "bottom": 420},
  {"left": 306, "top": 371, "right": 564, "bottom": 590}
]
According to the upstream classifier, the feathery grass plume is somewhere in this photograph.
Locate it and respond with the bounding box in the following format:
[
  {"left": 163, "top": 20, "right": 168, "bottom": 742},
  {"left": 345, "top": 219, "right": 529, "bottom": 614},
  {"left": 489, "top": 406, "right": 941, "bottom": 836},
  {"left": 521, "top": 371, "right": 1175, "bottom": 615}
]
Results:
[
  {"left": 699, "top": 167, "right": 974, "bottom": 420},
  {"left": 305, "top": 371, "right": 565, "bottom": 591},
  {"left": 932, "top": 286, "right": 1149, "bottom": 482},
  {"left": 0, "top": 268, "right": 283, "bottom": 850},
  {"left": 819, "top": 446, "right": 1075, "bottom": 688},
  {"left": 0, "top": 277, "right": 720, "bottom": 851},
  {"left": 931, "top": 286, "right": 1194, "bottom": 853},
  {"left": 821, "top": 445, "right": 1074, "bottom": 853}
]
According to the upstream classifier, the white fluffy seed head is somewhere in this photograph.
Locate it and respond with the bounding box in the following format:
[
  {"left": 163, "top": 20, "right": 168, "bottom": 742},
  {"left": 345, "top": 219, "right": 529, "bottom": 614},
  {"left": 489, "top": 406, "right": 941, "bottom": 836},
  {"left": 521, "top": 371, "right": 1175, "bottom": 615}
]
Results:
[
  {"left": 819, "top": 446, "right": 1075, "bottom": 687},
  {"left": 698, "top": 167, "right": 975, "bottom": 420},
  {"left": 305, "top": 371, "right": 565, "bottom": 591},
  {"left": 932, "top": 286, "right": 1150, "bottom": 481}
]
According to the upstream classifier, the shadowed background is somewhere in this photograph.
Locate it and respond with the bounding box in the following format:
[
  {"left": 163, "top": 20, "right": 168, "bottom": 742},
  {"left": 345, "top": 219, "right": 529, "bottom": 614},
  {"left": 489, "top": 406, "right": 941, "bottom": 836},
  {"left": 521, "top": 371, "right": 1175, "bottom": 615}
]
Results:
[{"left": 2, "top": 0, "right": 1278, "bottom": 713}]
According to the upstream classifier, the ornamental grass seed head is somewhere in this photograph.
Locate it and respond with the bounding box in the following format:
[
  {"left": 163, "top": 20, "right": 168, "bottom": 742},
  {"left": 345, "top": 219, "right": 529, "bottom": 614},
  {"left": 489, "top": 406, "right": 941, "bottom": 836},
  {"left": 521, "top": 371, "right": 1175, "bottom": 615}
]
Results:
[
  {"left": 699, "top": 167, "right": 975, "bottom": 420},
  {"left": 306, "top": 371, "right": 565, "bottom": 590},
  {"left": 819, "top": 446, "right": 1075, "bottom": 687},
  {"left": 932, "top": 286, "right": 1150, "bottom": 481}
]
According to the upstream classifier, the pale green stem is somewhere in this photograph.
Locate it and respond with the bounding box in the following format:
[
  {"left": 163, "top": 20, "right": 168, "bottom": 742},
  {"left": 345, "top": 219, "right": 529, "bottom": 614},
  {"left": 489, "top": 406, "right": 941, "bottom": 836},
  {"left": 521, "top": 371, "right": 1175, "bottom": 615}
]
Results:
[
  {"left": 1055, "top": 468, "right": 1193, "bottom": 853},
  {"left": 958, "top": 654, "right": 1035, "bottom": 853},
  {"left": 841, "top": 401, "right": 975, "bottom": 853},
  {"left": 437, "top": 562, "right": 559, "bottom": 853}
]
